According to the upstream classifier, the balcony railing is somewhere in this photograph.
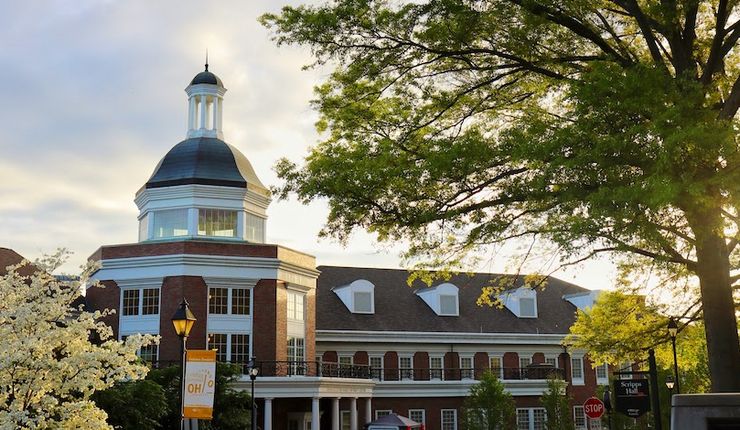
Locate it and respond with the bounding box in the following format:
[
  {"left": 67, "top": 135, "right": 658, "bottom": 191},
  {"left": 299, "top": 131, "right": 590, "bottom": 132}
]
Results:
[{"left": 148, "top": 360, "right": 563, "bottom": 382}]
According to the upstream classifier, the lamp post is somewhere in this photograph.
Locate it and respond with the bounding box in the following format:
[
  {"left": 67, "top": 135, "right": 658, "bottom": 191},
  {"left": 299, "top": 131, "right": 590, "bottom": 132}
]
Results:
[
  {"left": 666, "top": 375, "right": 675, "bottom": 429},
  {"left": 171, "top": 300, "right": 196, "bottom": 430},
  {"left": 667, "top": 317, "right": 680, "bottom": 394},
  {"left": 248, "top": 358, "right": 259, "bottom": 430}
]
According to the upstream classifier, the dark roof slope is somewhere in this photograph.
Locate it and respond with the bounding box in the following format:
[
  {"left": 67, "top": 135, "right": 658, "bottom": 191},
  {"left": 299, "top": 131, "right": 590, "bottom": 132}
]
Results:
[
  {"left": 316, "top": 266, "right": 589, "bottom": 334},
  {"left": 145, "top": 137, "right": 266, "bottom": 190},
  {"left": 190, "top": 70, "right": 223, "bottom": 86}
]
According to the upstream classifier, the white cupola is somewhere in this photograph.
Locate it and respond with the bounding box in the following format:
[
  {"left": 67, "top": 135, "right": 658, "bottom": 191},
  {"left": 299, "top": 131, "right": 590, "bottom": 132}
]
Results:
[{"left": 134, "top": 64, "right": 271, "bottom": 244}]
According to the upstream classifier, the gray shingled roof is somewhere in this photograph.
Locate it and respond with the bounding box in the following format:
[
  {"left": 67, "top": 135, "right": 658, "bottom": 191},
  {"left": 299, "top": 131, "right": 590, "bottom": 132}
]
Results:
[{"left": 316, "top": 266, "right": 590, "bottom": 334}]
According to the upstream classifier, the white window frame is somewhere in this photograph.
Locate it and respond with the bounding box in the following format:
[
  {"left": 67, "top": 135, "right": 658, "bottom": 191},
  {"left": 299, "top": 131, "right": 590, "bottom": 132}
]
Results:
[
  {"left": 595, "top": 363, "right": 609, "bottom": 385},
  {"left": 544, "top": 355, "right": 558, "bottom": 368},
  {"left": 208, "top": 287, "right": 252, "bottom": 316},
  {"left": 399, "top": 354, "right": 414, "bottom": 380},
  {"left": 120, "top": 287, "right": 161, "bottom": 317},
  {"left": 441, "top": 409, "right": 458, "bottom": 430},
  {"left": 207, "top": 332, "right": 251, "bottom": 363},
  {"left": 338, "top": 354, "right": 353, "bottom": 366},
  {"left": 571, "top": 355, "right": 585, "bottom": 385},
  {"left": 459, "top": 355, "right": 474, "bottom": 380},
  {"left": 375, "top": 410, "right": 393, "bottom": 419},
  {"left": 352, "top": 290, "right": 374, "bottom": 314},
  {"left": 518, "top": 296, "right": 538, "bottom": 318},
  {"left": 520, "top": 355, "right": 532, "bottom": 368},
  {"left": 287, "top": 291, "right": 306, "bottom": 321},
  {"left": 430, "top": 355, "right": 444, "bottom": 380},
  {"left": 369, "top": 355, "right": 383, "bottom": 381},
  {"left": 573, "top": 406, "right": 586, "bottom": 430},
  {"left": 517, "top": 408, "right": 547, "bottom": 430},
  {"left": 489, "top": 355, "right": 504, "bottom": 379},
  {"left": 408, "top": 409, "right": 426, "bottom": 425},
  {"left": 439, "top": 293, "right": 459, "bottom": 316}
]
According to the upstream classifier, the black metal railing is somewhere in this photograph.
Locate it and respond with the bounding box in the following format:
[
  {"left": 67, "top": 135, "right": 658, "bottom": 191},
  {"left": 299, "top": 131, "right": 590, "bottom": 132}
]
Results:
[{"left": 147, "top": 360, "right": 563, "bottom": 382}]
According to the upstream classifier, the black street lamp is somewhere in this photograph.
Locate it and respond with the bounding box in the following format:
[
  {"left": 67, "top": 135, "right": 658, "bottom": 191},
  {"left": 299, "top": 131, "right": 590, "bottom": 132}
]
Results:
[
  {"left": 248, "top": 358, "right": 259, "bottom": 430},
  {"left": 666, "top": 374, "right": 675, "bottom": 390},
  {"left": 667, "top": 317, "right": 680, "bottom": 394},
  {"left": 603, "top": 388, "right": 613, "bottom": 430},
  {"left": 171, "top": 300, "right": 196, "bottom": 430}
]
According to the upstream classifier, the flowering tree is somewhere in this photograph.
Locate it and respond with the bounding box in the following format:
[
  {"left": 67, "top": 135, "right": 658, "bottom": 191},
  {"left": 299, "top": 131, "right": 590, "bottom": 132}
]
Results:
[{"left": 0, "top": 252, "right": 154, "bottom": 429}]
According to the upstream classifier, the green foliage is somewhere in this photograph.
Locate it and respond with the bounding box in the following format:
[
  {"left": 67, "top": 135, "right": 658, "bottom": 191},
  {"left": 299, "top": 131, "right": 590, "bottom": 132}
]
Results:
[
  {"left": 262, "top": 0, "right": 740, "bottom": 391},
  {"left": 462, "top": 371, "right": 516, "bottom": 430},
  {"left": 540, "top": 379, "right": 574, "bottom": 430},
  {"left": 144, "top": 363, "right": 252, "bottom": 430},
  {"left": 93, "top": 380, "right": 167, "bottom": 430},
  {"left": 567, "top": 291, "right": 711, "bottom": 393}
]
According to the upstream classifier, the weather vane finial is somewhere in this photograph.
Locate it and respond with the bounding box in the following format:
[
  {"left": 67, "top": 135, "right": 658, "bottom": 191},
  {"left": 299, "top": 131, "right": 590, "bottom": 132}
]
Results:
[{"left": 205, "top": 49, "right": 209, "bottom": 71}]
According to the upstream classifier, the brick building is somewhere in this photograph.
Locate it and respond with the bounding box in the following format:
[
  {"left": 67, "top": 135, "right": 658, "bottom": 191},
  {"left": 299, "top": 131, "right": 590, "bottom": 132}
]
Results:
[{"left": 85, "top": 66, "right": 611, "bottom": 430}]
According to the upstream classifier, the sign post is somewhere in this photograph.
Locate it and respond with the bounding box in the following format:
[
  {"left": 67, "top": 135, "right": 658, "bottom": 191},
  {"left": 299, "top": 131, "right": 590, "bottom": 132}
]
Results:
[
  {"left": 183, "top": 350, "right": 217, "bottom": 420},
  {"left": 584, "top": 397, "right": 605, "bottom": 430}
]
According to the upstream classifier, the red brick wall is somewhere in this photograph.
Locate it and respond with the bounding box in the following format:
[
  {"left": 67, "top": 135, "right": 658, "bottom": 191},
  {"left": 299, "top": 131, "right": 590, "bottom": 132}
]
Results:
[
  {"left": 254, "top": 279, "right": 279, "bottom": 362},
  {"left": 444, "top": 352, "right": 459, "bottom": 380},
  {"left": 532, "top": 352, "right": 545, "bottom": 364},
  {"left": 354, "top": 351, "right": 369, "bottom": 365},
  {"left": 305, "top": 284, "right": 317, "bottom": 363},
  {"left": 91, "top": 240, "right": 280, "bottom": 261},
  {"left": 323, "top": 351, "right": 338, "bottom": 363},
  {"left": 159, "top": 276, "right": 208, "bottom": 362},
  {"left": 86, "top": 280, "right": 120, "bottom": 339},
  {"left": 503, "top": 351, "right": 519, "bottom": 368}
]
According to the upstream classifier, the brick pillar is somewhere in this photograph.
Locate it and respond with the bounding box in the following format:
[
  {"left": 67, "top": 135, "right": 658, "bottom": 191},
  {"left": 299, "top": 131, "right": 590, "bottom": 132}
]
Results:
[{"left": 474, "top": 352, "right": 489, "bottom": 379}]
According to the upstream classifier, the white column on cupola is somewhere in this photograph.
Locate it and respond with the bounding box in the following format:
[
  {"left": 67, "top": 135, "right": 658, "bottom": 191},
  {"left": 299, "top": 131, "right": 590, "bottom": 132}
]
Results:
[{"left": 185, "top": 62, "right": 226, "bottom": 140}]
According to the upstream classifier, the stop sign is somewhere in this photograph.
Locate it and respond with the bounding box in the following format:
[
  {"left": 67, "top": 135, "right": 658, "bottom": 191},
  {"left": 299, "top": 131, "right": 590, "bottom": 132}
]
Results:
[{"left": 584, "top": 397, "right": 605, "bottom": 419}]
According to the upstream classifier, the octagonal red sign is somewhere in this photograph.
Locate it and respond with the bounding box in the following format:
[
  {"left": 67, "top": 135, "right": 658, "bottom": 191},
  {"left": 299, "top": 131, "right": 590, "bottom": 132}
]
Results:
[{"left": 584, "top": 397, "right": 605, "bottom": 419}]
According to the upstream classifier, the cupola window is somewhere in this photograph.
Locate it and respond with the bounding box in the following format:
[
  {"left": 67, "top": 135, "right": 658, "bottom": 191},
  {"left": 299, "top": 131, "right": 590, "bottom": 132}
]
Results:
[
  {"left": 198, "top": 208, "right": 237, "bottom": 237},
  {"left": 152, "top": 209, "right": 188, "bottom": 239}
]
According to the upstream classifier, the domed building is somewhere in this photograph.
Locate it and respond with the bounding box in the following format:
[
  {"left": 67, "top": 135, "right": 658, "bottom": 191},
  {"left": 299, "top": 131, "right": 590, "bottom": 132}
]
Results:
[{"left": 86, "top": 66, "right": 610, "bottom": 430}]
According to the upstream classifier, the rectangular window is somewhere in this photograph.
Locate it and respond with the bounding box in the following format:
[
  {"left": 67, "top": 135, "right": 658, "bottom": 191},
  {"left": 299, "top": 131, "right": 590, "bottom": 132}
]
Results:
[
  {"left": 370, "top": 356, "right": 383, "bottom": 380},
  {"left": 287, "top": 291, "right": 305, "bottom": 321},
  {"left": 353, "top": 291, "right": 372, "bottom": 313},
  {"left": 341, "top": 411, "right": 350, "bottom": 430},
  {"left": 152, "top": 208, "right": 188, "bottom": 238},
  {"left": 376, "top": 410, "right": 392, "bottom": 419},
  {"left": 230, "top": 334, "right": 250, "bottom": 363},
  {"left": 245, "top": 212, "right": 265, "bottom": 243},
  {"left": 142, "top": 288, "right": 159, "bottom": 315},
  {"left": 408, "top": 409, "right": 425, "bottom": 425},
  {"left": 520, "top": 297, "right": 536, "bottom": 317},
  {"left": 460, "top": 356, "right": 473, "bottom": 379},
  {"left": 517, "top": 409, "right": 530, "bottom": 430},
  {"left": 571, "top": 357, "right": 584, "bottom": 383},
  {"left": 533, "top": 408, "right": 546, "bottom": 430},
  {"left": 430, "top": 356, "right": 443, "bottom": 380},
  {"left": 439, "top": 294, "right": 457, "bottom": 315},
  {"left": 573, "top": 406, "right": 586, "bottom": 430},
  {"left": 198, "top": 208, "right": 237, "bottom": 237},
  {"left": 339, "top": 355, "right": 353, "bottom": 366},
  {"left": 490, "top": 356, "right": 503, "bottom": 378},
  {"left": 122, "top": 289, "right": 140, "bottom": 316},
  {"left": 287, "top": 337, "right": 306, "bottom": 375},
  {"left": 520, "top": 356, "right": 532, "bottom": 368},
  {"left": 545, "top": 357, "right": 557, "bottom": 367},
  {"left": 209, "top": 333, "right": 228, "bottom": 362},
  {"left": 399, "top": 356, "right": 413, "bottom": 380},
  {"left": 231, "top": 288, "right": 250, "bottom": 315},
  {"left": 441, "top": 409, "right": 457, "bottom": 430},
  {"left": 596, "top": 363, "right": 608, "bottom": 384},
  {"left": 139, "top": 344, "right": 158, "bottom": 363},
  {"left": 209, "top": 287, "right": 228, "bottom": 314}
]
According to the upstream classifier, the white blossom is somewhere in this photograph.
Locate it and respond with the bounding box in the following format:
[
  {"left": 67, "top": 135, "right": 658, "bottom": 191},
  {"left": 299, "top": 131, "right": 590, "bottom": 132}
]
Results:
[{"left": 0, "top": 251, "right": 157, "bottom": 429}]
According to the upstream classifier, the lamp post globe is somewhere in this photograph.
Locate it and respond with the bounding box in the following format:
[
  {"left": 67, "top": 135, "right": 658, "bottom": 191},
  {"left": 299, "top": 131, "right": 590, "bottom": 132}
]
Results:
[
  {"left": 171, "top": 300, "right": 196, "bottom": 430},
  {"left": 666, "top": 374, "right": 675, "bottom": 390},
  {"left": 667, "top": 317, "right": 680, "bottom": 394}
]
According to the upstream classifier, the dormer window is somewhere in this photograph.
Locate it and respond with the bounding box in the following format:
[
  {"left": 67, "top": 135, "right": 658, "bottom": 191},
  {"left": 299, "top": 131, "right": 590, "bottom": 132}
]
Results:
[
  {"left": 416, "top": 283, "right": 459, "bottom": 316},
  {"left": 499, "top": 287, "right": 538, "bottom": 318},
  {"left": 333, "top": 279, "right": 375, "bottom": 314}
]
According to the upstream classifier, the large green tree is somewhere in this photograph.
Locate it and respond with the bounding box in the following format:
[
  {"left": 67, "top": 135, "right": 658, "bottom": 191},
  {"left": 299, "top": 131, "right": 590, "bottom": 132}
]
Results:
[
  {"left": 462, "top": 370, "right": 516, "bottom": 430},
  {"left": 261, "top": 0, "right": 740, "bottom": 391}
]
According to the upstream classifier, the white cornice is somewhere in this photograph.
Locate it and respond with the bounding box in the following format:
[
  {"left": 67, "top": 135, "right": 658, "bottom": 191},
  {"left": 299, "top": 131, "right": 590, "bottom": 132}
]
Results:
[
  {"left": 371, "top": 379, "right": 550, "bottom": 397},
  {"left": 316, "top": 330, "right": 568, "bottom": 345},
  {"left": 232, "top": 376, "right": 375, "bottom": 398}
]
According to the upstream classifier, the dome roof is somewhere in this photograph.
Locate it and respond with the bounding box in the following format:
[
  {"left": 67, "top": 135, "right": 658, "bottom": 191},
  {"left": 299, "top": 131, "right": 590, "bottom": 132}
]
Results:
[
  {"left": 190, "top": 70, "right": 223, "bottom": 86},
  {"left": 145, "top": 137, "right": 266, "bottom": 190}
]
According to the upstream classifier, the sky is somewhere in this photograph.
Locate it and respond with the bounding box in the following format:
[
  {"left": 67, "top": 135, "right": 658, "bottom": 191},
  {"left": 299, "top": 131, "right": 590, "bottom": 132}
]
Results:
[{"left": 0, "top": 0, "right": 617, "bottom": 289}]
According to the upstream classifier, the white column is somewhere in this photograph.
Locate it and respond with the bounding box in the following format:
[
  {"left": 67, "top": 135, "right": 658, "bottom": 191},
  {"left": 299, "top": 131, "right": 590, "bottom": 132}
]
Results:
[
  {"left": 217, "top": 98, "right": 224, "bottom": 131},
  {"left": 187, "top": 208, "right": 198, "bottom": 236},
  {"left": 332, "top": 398, "right": 340, "bottom": 430},
  {"left": 188, "top": 96, "right": 195, "bottom": 131},
  {"left": 312, "top": 397, "right": 320, "bottom": 430},
  {"left": 212, "top": 95, "right": 219, "bottom": 132},
  {"left": 350, "top": 398, "right": 358, "bottom": 430},
  {"left": 364, "top": 398, "right": 372, "bottom": 425},
  {"left": 264, "top": 398, "right": 273, "bottom": 430},
  {"left": 199, "top": 95, "right": 207, "bottom": 129}
]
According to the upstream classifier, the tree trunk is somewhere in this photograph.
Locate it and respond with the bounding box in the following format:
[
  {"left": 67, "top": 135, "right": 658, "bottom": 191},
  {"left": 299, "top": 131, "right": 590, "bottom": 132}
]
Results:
[{"left": 689, "top": 209, "right": 740, "bottom": 392}]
